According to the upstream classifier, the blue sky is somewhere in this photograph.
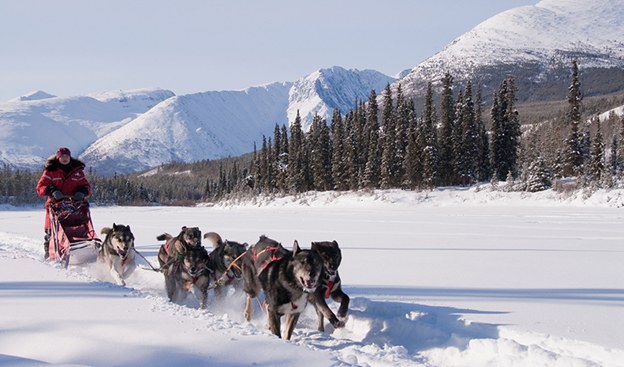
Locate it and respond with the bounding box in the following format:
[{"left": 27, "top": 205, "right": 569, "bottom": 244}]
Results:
[{"left": 0, "top": 0, "right": 538, "bottom": 102}]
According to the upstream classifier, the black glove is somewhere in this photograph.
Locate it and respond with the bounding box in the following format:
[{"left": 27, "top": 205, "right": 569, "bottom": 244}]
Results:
[
  {"left": 73, "top": 191, "right": 85, "bottom": 201},
  {"left": 52, "top": 190, "right": 64, "bottom": 201},
  {"left": 44, "top": 185, "right": 56, "bottom": 196}
]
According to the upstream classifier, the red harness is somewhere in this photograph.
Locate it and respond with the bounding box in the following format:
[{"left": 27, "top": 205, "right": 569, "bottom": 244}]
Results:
[
  {"left": 325, "top": 281, "right": 334, "bottom": 299},
  {"left": 254, "top": 247, "right": 283, "bottom": 273},
  {"left": 164, "top": 239, "right": 174, "bottom": 254}
]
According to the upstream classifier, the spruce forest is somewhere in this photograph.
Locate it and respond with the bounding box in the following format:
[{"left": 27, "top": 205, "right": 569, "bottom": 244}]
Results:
[{"left": 2, "top": 60, "right": 624, "bottom": 206}]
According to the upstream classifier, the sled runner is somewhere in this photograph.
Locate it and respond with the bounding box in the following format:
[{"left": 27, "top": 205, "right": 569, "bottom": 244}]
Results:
[{"left": 48, "top": 198, "right": 101, "bottom": 267}]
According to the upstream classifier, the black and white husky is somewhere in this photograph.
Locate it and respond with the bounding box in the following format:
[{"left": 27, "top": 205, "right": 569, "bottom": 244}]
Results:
[
  {"left": 241, "top": 235, "right": 323, "bottom": 340},
  {"left": 97, "top": 224, "right": 136, "bottom": 286},
  {"left": 204, "top": 232, "right": 248, "bottom": 302},
  {"left": 309, "top": 240, "right": 349, "bottom": 332}
]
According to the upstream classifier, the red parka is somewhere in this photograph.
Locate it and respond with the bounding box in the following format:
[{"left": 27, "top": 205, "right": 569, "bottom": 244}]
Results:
[{"left": 37, "top": 155, "right": 91, "bottom": 230}]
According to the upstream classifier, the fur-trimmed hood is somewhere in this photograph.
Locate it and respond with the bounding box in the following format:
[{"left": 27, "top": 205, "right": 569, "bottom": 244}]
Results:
[{"left": 44, "top": 155, "right": 86, "bottom": 172}]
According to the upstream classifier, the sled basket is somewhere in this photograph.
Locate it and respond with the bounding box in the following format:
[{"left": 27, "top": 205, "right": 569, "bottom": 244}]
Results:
[{"left": 48, "top": 198, "right": 101, "bottom": 267}]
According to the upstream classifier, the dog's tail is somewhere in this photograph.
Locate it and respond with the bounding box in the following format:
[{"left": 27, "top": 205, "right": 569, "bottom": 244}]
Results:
[
  {"left": 157, "top": 233, "right": 173, "bottom": 242},
  {"left": 101, "top": 227, "right": 112, "bottom": 235},
  {"left": 203, "top": 232, "right": 224, "bottom": 249}
]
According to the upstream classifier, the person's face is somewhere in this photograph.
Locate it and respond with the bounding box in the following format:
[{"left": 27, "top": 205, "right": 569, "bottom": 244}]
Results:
[{"left": 59, "top": 154, "right": 70, "bottom": 165}]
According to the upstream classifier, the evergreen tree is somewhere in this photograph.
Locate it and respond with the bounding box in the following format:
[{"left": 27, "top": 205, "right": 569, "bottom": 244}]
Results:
[
  {"left": 421, "top": 82, "right": 439, "bottom": 189},
  {"left": 503, "top": 74, "right": 521, "bottom": 179},
  {"left": 380, "top": 84, "right": 397, "bottom": 189},
  {"left": 452, "top": 90, "right": 464, "bottom": 185},
  {"left": 490, "top": 75, "right": 520, "bottom": 180},
  {"left": 331, "top": 108, "right": 347, "bottom": 190},
  {"left": 395, "top": 84, "right": 410, "bottom": 184},
  {"left": 475, "top": 84, "right": 491, "bottom": 182},
  {"left": 438, "top": 72, "right": 455, "bottom": 186},
  {"left": 609, "top": 135, "right": 619, "bottom": 176},
  {"left": 276, "top": 124, "right": 289, "bottom": 192},
  {"left": 563, "top": 60, "right": 584, "bottom": 177},
  {"left": 363, "top": 90, "right": 381, "bottom": 188},
  {"left": 401, "top": 103, "right": 419, "bottom": 190},
  {"left": 287, "top": 110, "right": 306, "bottom": 192},
  {"left": 459, "top": 82, "right": 479, "bottom": 185},
  {"left": 309, "top": 114, "right": 331, "bottom": 191},
  {"left": 590, "top": 117, "right": 605, "bottom": 183}
]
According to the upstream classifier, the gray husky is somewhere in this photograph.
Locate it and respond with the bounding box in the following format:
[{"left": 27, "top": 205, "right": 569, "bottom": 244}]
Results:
[
  {"left": 97, "top": 224, "right": 136, "bottom": 286},
  {"left": 241, "top": 235, "right": 323, "bottom": 340},
  {"left": 204, "top": 232, "right": 248, "bottom": 302},
  {"left": 309, "top": 240, "right": 349, "bottom": 332}
]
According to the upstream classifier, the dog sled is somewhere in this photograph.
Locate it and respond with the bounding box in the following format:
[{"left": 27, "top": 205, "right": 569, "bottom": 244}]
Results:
[{"left": 47, "top": 197, "right": 101, "bottom": 267}]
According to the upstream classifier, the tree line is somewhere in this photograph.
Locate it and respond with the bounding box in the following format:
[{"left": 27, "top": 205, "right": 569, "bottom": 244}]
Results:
[{"left": 2, "top": 60, "right": 624, "bottom": 206}]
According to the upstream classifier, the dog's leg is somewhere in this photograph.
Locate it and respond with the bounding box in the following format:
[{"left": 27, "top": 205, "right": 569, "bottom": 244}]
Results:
[
  {"left": 165, "top": 270, "right": 176, "bottom": 302},
  {"left": 315, "top": 304, "right": 326, "bottom": 332},
  {"left": 244, "top": 295, "right": 255, "bottom": 322},
  {"left": 267, "top": 308, "right": 282, "bottom": 339},
  {"left": 312, "top": 291, "right": 344, "bottom": 330},
  {"left": 197, "top": 279, "right": 209, "bottom": 309},
  {"left": 123, "top": 259, "right": 136, "bottom": 280},
  {"left": 109, "top": 258, "right": 126, "bottom": 286},
  {"left": 332, "top": 287, "right": 350, "bottom": 319},
  {"left": 283, "top": 313, "right": 300, "bottom": 340}
]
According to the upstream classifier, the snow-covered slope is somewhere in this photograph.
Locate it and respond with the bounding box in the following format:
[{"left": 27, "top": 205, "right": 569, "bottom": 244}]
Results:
[
  {"left": 0, "top": 88, "right": 174, "bottom": 171},
  {"left": 80, "top": 67, "right": 394, "bottom": 175},
  {"left": 2, "top": 67, "right": 391, "bottom": 175},
  {"left": 399, "top": 0, "right": 624, "bottom": 96},
  {"left": 288, "top": 67, "right": 395, "bottom": 130},
  {"left": 79, "top": 82, "right": 292, "bottom": 176}
]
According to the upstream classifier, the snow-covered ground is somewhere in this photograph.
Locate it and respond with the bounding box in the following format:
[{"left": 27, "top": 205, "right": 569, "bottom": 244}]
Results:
[{"left": 1, "top": 186, "right": 624, "bottom": 366}]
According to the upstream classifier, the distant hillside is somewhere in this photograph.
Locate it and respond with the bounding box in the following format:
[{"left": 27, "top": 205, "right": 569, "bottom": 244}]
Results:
[{"left": 397, "top": 0, "right": 624, "bottom": 108}]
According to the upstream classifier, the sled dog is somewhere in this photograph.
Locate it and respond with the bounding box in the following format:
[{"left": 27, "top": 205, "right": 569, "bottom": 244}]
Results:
[
  {"left": 97, "top": 224, "right": 136, "bottom": 286},
  {"left": 156, "top": 226, "right": 211, "bottom": 308},
  {"left": 204, "top": 232, "right": 248, "bottom": 302},
  {"left": 164, "top": 244, "right": 212, "bottom": 309},
  {"left": 241, "top": 235, "right": 323, "bottom": 340},
  {"left": 309, "top": 240, "right": 350, "bottom": 332},
  {"left": 156, "top": 226, "right": 202, "bottom": 268}
]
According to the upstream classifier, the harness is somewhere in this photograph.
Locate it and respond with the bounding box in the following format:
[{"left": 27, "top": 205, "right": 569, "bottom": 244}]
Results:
[
  {"left": 323, "top": 272, "right": 338, "bottom": 299},
  {"left": 253, "top": 246, "right": 283, "bottom": 273}
]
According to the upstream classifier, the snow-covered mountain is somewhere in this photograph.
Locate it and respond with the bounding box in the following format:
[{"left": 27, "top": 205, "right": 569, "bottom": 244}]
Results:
[
  {"left": 1, "top": 67, "right": 393, "bottom": 175},
  {"left": 0, "top": 88, "right": 175, "bottom": 171},
  {"left": 79, "top": 82, "right": 292, "bottom": 176},
  {"left": 79, "top": 67, "right": 394, "bottom": 175},
  {"left": 288, "top": 66, "right": 395, "bottom": 129},
  {"left": 398, "top": 0, "right": 624, "bottom": 100}
]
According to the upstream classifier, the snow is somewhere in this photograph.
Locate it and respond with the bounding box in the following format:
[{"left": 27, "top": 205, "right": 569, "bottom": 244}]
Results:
[
  {"left": 401, "top": 0, "right": 624, "bottom": 88},
  {"left": 81, "top": 67, "right": 395, "bottom": 175},
  {"left": 0, "top": 88, "right": 175, "bottom": 171},
  {"left": 2, "top": 186, "right": 624, "bottom": 366}
]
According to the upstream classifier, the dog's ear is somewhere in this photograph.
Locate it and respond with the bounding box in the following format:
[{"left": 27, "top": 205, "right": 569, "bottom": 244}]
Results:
[
  {"left": 243, "top": 242, "right": 249, "bottom": 250},
  {"left": 101, "top": 227, "right": 112, "bottom": 235},
  {"left": 181, "top": 226, "right": 187, "bottom": 231},
  {"left": 311, "top": 242, "right": 318, "bottom": 252},
  {"left": 292, "top": 240, "right": 300, "bottom": 255}
]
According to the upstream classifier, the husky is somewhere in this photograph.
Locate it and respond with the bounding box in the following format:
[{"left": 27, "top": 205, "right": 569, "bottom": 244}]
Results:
[
  {"left": 309, "top": 240, "right": 350, "bottom": 332},
  {"left": 204, "top": 232, "right": 248, "bottom": 302},
  {"left": 97, "top": 224, "right": 136, "bottom": 286},
  {"left": 164, "top": 244, "right": 212, "bottom": 309},
  {"left": 156, "top": 226, "right": 202, "bottom": 269},
  {"left": 156, "top": 226, "right": 211, "bottom": 308},
  {"left": 241, "top": 235, "right": 323, "bottom": 340}
]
